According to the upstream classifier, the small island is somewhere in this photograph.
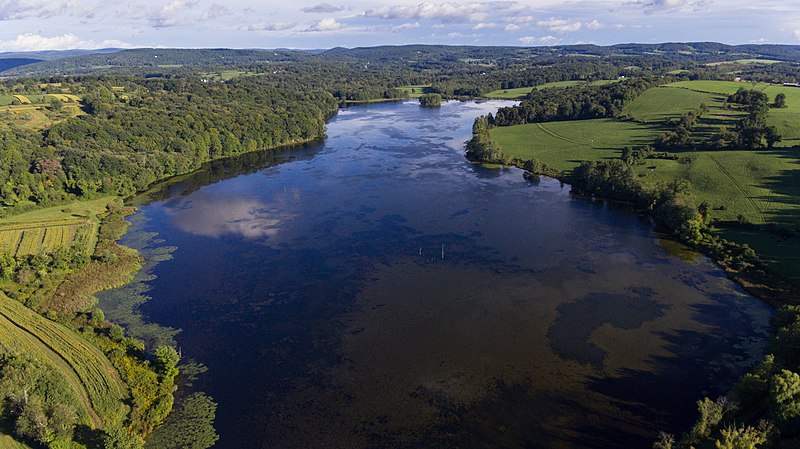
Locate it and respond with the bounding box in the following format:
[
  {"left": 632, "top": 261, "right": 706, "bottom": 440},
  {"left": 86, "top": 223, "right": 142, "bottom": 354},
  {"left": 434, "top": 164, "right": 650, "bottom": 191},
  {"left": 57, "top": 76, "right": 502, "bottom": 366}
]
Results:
[{"left": 418, "top": 93, "right": 442, "bottom": 107}]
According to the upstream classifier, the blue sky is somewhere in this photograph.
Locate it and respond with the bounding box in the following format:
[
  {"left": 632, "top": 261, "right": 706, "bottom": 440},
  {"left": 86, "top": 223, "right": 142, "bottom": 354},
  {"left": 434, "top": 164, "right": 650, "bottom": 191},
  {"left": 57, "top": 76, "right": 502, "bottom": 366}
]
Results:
[{"left": 0, "top": 0, "right": 799, "bottom": 51}]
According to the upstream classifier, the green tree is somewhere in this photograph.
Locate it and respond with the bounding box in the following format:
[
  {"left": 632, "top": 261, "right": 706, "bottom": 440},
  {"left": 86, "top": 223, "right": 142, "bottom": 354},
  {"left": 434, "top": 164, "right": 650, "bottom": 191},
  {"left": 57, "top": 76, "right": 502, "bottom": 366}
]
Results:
[{"left": 773, "top": 92, "right": 786, "bottom": 108}]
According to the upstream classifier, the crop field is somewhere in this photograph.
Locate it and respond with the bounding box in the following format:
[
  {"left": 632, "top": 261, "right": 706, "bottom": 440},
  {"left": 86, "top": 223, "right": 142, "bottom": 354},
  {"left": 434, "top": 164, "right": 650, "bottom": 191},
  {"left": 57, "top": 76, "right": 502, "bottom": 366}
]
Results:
[
  {"left": 0, "top": 197, "right": 116, "bottom": 256},
  {"left": 622, "top": 86, "right": 716, "bottom": 123},
  {"left": 490, "top": 118, "right": 662, "bottom": 171},
  {"left": 0, "top": 222, "right": 93, "bottom": 257},
  {"left": 0, "top": 292, "right": 128, "bottom": 427}
]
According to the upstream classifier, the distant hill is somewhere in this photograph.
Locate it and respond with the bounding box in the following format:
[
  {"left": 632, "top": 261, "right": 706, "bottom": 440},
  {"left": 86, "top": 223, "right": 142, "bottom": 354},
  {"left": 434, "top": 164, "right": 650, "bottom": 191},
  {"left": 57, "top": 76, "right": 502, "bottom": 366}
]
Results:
[
  {"left": 1, "top": 48, "right": 310, "bottom": 76},
  {"left": 0, "top": 58, "right": 43, "bottom": 72},
  {"left": 0, "top": 48, "right": 122, "bottom": 61},
  {"left": 3, "top": 43, "right": 800, "bottom": 77}
]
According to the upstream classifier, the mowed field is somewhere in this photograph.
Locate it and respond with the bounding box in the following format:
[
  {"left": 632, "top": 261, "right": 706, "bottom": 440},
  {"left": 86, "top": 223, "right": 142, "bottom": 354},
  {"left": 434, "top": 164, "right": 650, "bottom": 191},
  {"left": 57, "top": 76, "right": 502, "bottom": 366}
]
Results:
[
  {"left": 490, "top": 80, "right": 800, "bottom": 282},
  {"left": 397, "top": 84, "right": 434, "bottom": 98},
  {"left": 0, "top": 434, "right": 32, "bottom": 449},
  {"left": 0, "top": 291, "right": 129, "bottom": 427},
  {"left": 622, "top": 86, "right": 716, "bottom": 123},
  {"left": 0, "top": 197, "right": 116, "bottom": 257},
  {"left": 668, "top": 80, "right": 800, "bottom": 147},
  {"left": 490, "top": 118, "right": 663, "bottom": 171},
  {"left": 484, "top": 80, "right": 620, "bottom": 99}
]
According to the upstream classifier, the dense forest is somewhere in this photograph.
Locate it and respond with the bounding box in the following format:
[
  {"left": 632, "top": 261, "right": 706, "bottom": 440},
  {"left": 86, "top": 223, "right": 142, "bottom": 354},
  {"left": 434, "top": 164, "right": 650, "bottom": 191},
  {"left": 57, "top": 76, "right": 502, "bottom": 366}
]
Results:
[{"left": 0, "top": 77, "right": 338, "bottom": 214}]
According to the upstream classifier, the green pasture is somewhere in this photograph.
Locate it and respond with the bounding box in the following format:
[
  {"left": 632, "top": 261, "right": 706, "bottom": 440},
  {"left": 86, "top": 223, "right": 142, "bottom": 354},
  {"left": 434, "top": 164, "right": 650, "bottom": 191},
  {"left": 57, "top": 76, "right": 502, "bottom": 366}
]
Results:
[
  {"left": 397, "top": 85, "right": 433, "bottom": 98},
  {"left": 484, "top": 87, "right": 532, "bottom": 99},
  {"left": 490, "top": 118, "right": 662, "bottom": 172},
  {"left": 622, "top": 86, "right": 716, "bottom": 123}
]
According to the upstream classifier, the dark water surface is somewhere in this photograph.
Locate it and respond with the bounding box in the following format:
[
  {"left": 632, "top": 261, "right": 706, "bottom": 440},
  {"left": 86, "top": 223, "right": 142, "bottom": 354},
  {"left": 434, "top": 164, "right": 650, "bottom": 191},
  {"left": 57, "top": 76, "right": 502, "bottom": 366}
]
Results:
[{"left": 108, "top": 100, "right": 772, "bottom": 449}]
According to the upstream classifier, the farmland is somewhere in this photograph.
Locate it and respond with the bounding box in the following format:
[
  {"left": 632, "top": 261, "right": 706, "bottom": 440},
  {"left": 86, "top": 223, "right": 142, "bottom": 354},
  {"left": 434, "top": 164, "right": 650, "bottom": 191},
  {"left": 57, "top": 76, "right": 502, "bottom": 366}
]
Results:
[
  {"left": 488, "top": 80, "right": 800, "bottom": 282},
  {"left": 0, "top": 291, "right": 129, "bottom": 427},
  {"left": 396, "top": 84, "right": 434, "bottom": 98},
  {"left": 491, "top": 118, "right": 662, "bottom": 171},
  {"left": 0, "top": 197, "right": 116, "bottom": 257},
  {"left": 0, "top": 92, "right": 83, "bottom": 129},
  {"left": 484, "top": 80, "right": 621, "bottom": 99}
]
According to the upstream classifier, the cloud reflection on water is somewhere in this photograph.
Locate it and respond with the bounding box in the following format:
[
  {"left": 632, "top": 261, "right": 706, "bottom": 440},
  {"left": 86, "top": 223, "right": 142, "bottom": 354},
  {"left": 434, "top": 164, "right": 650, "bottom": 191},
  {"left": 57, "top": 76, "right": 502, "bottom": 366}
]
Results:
[{"left": 163, "top": 188, "right": 299, "bottom": 243}]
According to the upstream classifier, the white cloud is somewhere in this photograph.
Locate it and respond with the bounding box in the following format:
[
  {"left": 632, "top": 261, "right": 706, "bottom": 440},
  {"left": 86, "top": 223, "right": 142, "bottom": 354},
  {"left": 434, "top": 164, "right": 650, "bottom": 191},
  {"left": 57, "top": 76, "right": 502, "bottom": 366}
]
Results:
[
  {"left": 510, "top": 15, "right": 535, "bottom": 24},
  {"left": 392, "top": 22, "right": 420, "bottom": 32},
  {"left": 794, "top": 29, "right": 800, "bottom": 40},
  {"left": 473, "top": 22, "right": 498, "bottom": 30},
  {"left": 200, "top": 3, "right": 230, "bottom": 22},
  {"left": 447, "top": 31, "right": 463, "bottom": 38},
  {"left": 364, "top": 2, "right": 492, "bottom": 23},
  {"left": 504, "top": 23, "right": 520, "bottom": 31},
  {"left": 150, "top": 0, "right": 199, "bottom": 27},
  {"left": 305, "top": 17, "right": 344, "bottom": 32},
  {"left": 537, "top": 18, "right": 582, "bottom": 33},
  {"left": 519, "top": 35, "right": 559, "bottom": 45},
  {"left": 247, "top": 21, "right": 297, "bottom": 31},
  {"left": 585, "top": 19, "right": 604, "bottom": 29},
  {"left": 0, "top": 0, "right": 80, "bottom": 20},
  {"left": 303, "top": 3, "right": 346, "bottom": 13},
  {"left": 0, "top": 33, "right": 134, "bottom": 51},
  {"left": 626, "top": 0, "right": 713, "bottom": 14}
]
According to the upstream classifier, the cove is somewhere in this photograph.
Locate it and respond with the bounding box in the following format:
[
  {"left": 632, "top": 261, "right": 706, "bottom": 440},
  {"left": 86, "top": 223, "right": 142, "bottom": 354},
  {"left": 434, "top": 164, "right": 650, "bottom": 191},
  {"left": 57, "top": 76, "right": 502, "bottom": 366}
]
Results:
[{"left": 104, "top": 100, "right": 772, "bottom": 449}]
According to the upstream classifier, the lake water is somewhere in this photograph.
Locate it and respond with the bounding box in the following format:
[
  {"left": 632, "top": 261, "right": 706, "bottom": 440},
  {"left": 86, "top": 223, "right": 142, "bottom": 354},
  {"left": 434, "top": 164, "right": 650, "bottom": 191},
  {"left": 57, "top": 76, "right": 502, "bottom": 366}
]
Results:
[{"left": 107, "top": 100, "right": 772, "bottom": 449}]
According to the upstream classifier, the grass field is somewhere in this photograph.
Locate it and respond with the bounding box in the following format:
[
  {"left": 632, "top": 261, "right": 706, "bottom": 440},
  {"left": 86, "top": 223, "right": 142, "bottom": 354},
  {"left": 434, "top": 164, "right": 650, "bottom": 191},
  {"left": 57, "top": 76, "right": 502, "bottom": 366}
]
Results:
[
  {"left": 490, "top": 118, "right": 662, "bottom": 171},
  {"left": 484, "top": 80, "right": 621, "bottom": 99},
  {"left": 622, "top": 86, "right": 716, "bottom": 123},
  {"left": 0, "top": 292, "right": 129, "bottom": 427},
  {"left": 484, "top": 87, "right": 532, "bottom": 99},
  {"left": 490, "top": 81, "right": 800, "bottom": 282},
  {"left": 705, "top": 59, "right": 783, "bottom": 66},
  {"left": 0, "top": 433, "right": 32, "bottom": 449},
  {"left": 0, "top": 197, "right": 116, "bottom": 257},
  {"left": 397, "top": 85, "right": 434, "bottom": 98},
  {"left": 667, "top": 80, "right": 800, "bottom": 147}
]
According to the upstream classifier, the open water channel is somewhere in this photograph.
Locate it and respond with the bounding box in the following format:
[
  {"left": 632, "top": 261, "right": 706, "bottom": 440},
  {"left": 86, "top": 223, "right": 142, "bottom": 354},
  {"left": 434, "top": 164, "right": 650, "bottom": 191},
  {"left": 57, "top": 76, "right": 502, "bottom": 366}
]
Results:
[{"left": 103, "top": 100, "right": 772, "bottom": 448}]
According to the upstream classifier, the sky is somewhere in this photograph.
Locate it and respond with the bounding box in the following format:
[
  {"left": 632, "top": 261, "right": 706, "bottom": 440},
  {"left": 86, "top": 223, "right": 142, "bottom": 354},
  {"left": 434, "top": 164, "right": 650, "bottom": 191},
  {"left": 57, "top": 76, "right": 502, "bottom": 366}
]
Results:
[{"left": 0, "top": 0, "right": 799, "bottom": 51}]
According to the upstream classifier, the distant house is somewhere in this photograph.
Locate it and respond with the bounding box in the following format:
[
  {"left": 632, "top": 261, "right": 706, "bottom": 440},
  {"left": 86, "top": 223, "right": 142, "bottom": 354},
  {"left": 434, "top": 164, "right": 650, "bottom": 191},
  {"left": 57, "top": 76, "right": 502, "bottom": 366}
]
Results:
[
  {"left": 734, "top": 77, "right": 742, "bottom": 82},
  {"left": 782, "top": 82, "right": 800, "bottom": 88}
]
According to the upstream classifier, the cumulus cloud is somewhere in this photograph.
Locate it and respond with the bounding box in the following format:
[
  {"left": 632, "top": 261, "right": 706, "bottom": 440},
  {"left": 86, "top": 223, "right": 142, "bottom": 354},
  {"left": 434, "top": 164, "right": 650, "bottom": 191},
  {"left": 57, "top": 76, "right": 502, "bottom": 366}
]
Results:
[
  {"left": 303, "top": 2, "right": 346, "bottom": 13},
  {"left": 392, "top": 22, "right": 420, "bottom": 32},
  {"left": 794, "top": 29, "right": 800, "bottom": 40},
  {"left": 537, "top": 18, "right": 582, "bottom": 33},
  {"left": 364, "top": 2, "right": 493, "bottom": 23},
  {"left": 519, "top": 35, "right": 558, "bottom": 45},
  {"left": 150, "top": 0, "right": 199, "bottom": 27},
  {"left": 0, "top": 33, "right": 134, "bottom": 51},
  {"left": 504, "top": 23, "right": 520, "bottom": 31},
  {"left": 472, "top": 22, "right": 498, "bottom": 30},
  {"left": 585, "top": 19, "right": 604, "bottom": 29},
  {"left": 626, "top": 0, "right": 713, "bottom": 14},
  {"left": 0, "top": 0, "right": 81, "bottom": 20},
  {"left": 305, "top": 17, "right": 344, "bottom": 31},
  {"left": 200, "top": 3, "right": 230, "bottom": 21},
  {"left": 247, "top": 21, "right": 297, "bottom": 31}
]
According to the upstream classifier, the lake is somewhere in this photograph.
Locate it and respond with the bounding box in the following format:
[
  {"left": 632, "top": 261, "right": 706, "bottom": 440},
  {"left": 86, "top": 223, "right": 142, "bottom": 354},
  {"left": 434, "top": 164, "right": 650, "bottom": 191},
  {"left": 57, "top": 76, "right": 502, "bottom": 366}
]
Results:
[{"left": 105, "top": 100, "right": 772, "bottom": 449}]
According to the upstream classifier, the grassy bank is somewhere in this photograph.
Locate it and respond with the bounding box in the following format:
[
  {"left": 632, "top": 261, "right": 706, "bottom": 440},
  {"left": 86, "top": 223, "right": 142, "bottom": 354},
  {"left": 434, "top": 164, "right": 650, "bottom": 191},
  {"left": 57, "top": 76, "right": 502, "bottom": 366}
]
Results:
[{"left": 488, "top": 80, "right": 800, "bottom": 284}]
